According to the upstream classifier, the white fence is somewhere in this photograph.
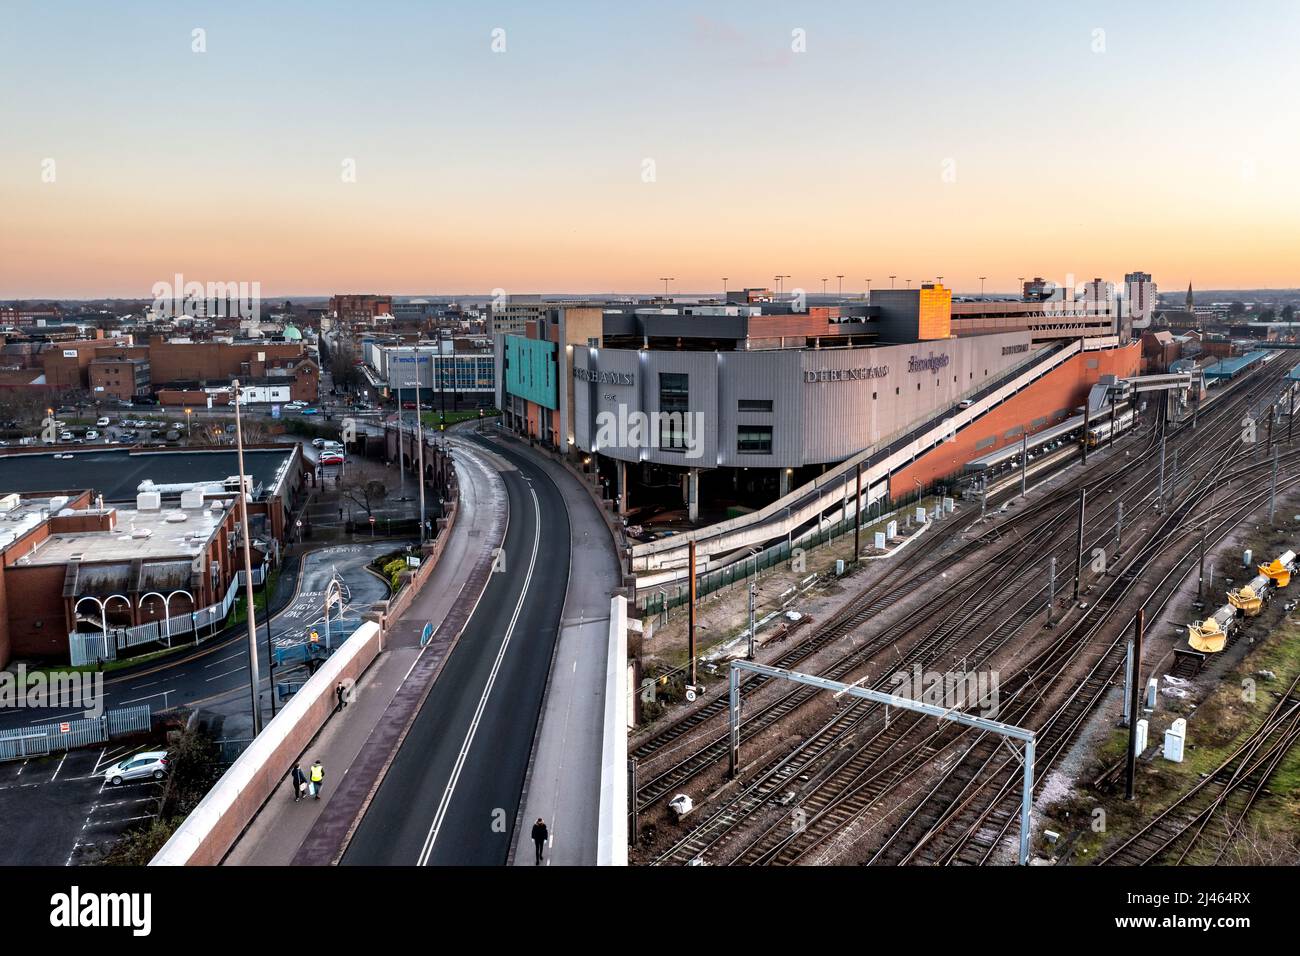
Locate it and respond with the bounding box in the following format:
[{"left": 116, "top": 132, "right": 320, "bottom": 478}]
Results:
[
  {"left": 0, "top": 705, "right": 152, "bottom": 762},
  {"left": 68, "top": 567, "right": 266, "bottom": 667}
]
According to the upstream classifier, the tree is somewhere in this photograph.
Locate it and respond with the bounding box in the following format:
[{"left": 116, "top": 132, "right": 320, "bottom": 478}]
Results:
[
  {"left": 1282, "top": 304, "right": 1295, "bottom": 323},
  {"left": 340, "top": 476, "right": 387, "bottom": 518},
  {"left": 1229, "top": 301, "right": 1247, "bottom": 316}
]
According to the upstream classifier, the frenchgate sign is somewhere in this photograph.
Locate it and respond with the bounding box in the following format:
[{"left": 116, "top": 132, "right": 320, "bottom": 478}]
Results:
[{"left": 907, "top": 353, "right": 951, "bottom": 374}]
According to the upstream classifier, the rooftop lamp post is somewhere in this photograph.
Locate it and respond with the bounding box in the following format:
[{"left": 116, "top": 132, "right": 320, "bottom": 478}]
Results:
[{"left": 231, "top": 379, "right": 263, "bottom": 735}]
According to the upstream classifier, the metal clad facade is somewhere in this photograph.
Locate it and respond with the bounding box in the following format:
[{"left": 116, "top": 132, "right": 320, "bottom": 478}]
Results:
[{"left": 574, "top": 331, "right": 1033, "bottom": 468}]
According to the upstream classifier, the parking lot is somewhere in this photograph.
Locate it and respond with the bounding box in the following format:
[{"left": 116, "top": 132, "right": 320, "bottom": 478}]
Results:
[{"left": 0, "top": 742, "right": 167, "bottom": 866}]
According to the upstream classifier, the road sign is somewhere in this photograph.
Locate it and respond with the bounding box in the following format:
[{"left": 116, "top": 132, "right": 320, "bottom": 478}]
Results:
[
  {"left": 685, "top": 686, "right": 698, "bottom": 702},
  {"left": 271, "top": 404, "right": 281, "bottom": 419},
  {"left": 59, "top": 722, "right": 70, "bottom": 734}
]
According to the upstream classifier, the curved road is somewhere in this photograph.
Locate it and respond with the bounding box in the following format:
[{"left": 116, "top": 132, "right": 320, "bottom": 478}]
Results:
[{"left": 343, "top": 438, "right": 571, "bottom": 865}]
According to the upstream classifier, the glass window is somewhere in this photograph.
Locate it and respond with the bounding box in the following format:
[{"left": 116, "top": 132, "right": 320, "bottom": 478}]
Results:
[
  {"left": 737, "top": 399, "right": 773, "bottom": 412},
  {"left": 658, "top": 373, "right": 689, "bottom": 451},
  {"left": 737, "top": 424, "right": 773, "bottom": 454}
]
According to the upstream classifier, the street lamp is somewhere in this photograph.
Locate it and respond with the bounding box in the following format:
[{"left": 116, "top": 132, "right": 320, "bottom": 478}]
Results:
[
  {"left": 184, "top": 407, "right": 192, "bottom": 445},
  {"left": 395, "top": 381, "right": 407, "bottom": 501},
  {"left": 405, "top": 380, "right": 427, "bottom": 544},
  {"left": 230, "top": 379, "right": 262, "bottom": 735}
]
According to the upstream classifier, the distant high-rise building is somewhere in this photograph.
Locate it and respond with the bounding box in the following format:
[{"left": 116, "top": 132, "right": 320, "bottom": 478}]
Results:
[
  {"left": 1124, "top": 271, "right": 1156, "bottom": 329},
  {"left": 1082, "top": 277, "right": 1114, "bottom": 316},
  {"left": 1022, "top": 277, "right": 1052, "bottom": 302}
]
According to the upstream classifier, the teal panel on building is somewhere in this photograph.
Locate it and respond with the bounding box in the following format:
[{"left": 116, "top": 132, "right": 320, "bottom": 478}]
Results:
[{"left": 504, "top": 335, "right": 558, "bottom": 409}]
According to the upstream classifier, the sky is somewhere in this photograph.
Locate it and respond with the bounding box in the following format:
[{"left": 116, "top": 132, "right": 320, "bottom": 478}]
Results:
[{"left": 1, "top": 0, "right": 1298, "bottom": 299}]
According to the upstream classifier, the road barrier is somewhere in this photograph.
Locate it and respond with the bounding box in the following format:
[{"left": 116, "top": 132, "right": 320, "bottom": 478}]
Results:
[{"left": 596, "top": 595, "right": 629, "bottom": 865}]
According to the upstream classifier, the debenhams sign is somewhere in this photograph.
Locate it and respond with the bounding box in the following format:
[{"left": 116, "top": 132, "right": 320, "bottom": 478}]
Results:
[
  {"left": 804, "top": 365, "right": 889, "bottom": 383},
  {"left": 574, "top": 367, "right": 635, "bottom": 385}
]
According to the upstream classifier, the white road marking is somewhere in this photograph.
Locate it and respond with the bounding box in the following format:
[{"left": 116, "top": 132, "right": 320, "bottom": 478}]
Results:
[
  {"left": 204, "top": 667, "right": 245, "bottom": 682},
  {"left": 118, "top": 690, "right": 175, "bottom": 704}
]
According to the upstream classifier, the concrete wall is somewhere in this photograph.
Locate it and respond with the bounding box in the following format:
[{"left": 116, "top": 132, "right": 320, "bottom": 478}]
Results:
[{"left": 596, "top": 595, "right": 628, "bottom": 865}]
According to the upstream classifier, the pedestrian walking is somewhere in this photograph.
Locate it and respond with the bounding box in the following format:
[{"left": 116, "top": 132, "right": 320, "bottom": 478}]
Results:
[
  {"left": 310, "top": 759, "right": 325, "bottom": 799},
  {"left": 531, "top": 818, "right": 549, "bottom": 866},
  {"left": 290, "top": 763, "right": 307, "bottom": 802},
  {"left": 335, "top": 681, "right": 348, "bottom": 712}
]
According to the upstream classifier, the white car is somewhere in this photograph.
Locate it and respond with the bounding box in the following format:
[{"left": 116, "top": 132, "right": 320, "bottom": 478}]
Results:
[
  {"left": 103, "top": 751, "right": 169, "bottom": 786},
  {"left": 85, "top": 430, "right": 99, "bottom": 440},
  {"left": 59, "top": 430, "right": 74, "bottom": 441},
  {"left": 96, "top": 417, "right": 110, "bottom": 427}
]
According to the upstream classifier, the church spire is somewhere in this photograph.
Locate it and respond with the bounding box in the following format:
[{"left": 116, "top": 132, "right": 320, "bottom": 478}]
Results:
[{"left": 1186, "top": 282, "right": 1194, "bottom": 313}]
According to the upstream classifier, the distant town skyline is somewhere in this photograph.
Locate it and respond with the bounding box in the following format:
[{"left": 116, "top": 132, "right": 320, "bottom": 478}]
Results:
[{"left": 3, "top": 1, "right": 1298, "bottom": 298}]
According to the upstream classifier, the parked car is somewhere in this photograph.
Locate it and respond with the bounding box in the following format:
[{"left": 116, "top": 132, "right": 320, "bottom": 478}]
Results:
[
  {"left": 319, "top": 452, "right": 345, "bottom": 466},
  {"left": 59, "top": 431, "right": 74, "bottom": 442},
  {"left": 96, "top": 417, "right": 110, "bottom": 427},
  {"left": 103, "top": 751, "right": 169, "bottom": 786},
  {"left": 300, "top": 407, "right": 319, "bottom": 415},
  {"left": 311, "top": 437, "right": 327, "bottom": 448},
  {"left": 84, "top": 430, "right": 99, "bottom": 440}
]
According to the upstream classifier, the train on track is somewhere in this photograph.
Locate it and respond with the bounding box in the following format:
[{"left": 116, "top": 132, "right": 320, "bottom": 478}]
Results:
[
  {"left": 1184, "top": 550, "right": 1296, "bottom": 655},
  {"left": 1084, "top": 409, "right": 1136, "bottom": 447}
]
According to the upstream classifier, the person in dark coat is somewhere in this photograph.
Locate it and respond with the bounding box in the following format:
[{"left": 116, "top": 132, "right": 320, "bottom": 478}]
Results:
[
  {"left": 531, "top": 818, "right": 549, "bottom": 865},
  {"left": 290, "top": 763, "right": 307, "bottom": 802}
]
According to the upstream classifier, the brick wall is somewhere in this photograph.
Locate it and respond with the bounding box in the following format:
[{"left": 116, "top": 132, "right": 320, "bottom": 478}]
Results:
[{"left": 889, "top": 342, "right": 1141, "bottom": 496}]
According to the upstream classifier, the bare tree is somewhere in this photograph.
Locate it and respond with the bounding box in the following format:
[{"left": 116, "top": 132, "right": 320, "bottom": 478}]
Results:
[{"left": 339, "top": 475, "right": 388, "bottom": 519}]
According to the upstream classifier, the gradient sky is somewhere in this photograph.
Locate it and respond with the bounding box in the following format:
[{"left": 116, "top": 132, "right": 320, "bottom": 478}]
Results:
[{"left": 2, "top": 0, "right": 1298, "bottom": 299}]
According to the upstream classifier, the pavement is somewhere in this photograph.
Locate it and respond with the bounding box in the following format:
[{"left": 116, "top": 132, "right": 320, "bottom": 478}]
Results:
[{"left": 224, "top": 436, "right": 508, "bottom": 864}]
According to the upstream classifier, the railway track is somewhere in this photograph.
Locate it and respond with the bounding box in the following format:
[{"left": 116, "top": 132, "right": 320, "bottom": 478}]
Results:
[
  {"left": 636, "top": 355, "right": 1296, "bottom": 861},
  {"left": 864, "top": 449, "right": 1299, "bottom": 866},
  {"left": 1098, "top": 673, "right": 1300, "bottom": 865}
]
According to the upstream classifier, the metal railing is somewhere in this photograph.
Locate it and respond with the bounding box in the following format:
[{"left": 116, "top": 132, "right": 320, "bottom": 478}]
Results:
[
  {"left": 67, "top": 569, "right": 262, "bottom": 667},
  {"left": 0, "top": 704, "right": 152, "bottom": 762},
  {"left": 635, "top": 482, "right": 953, "bottom": 616}
]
